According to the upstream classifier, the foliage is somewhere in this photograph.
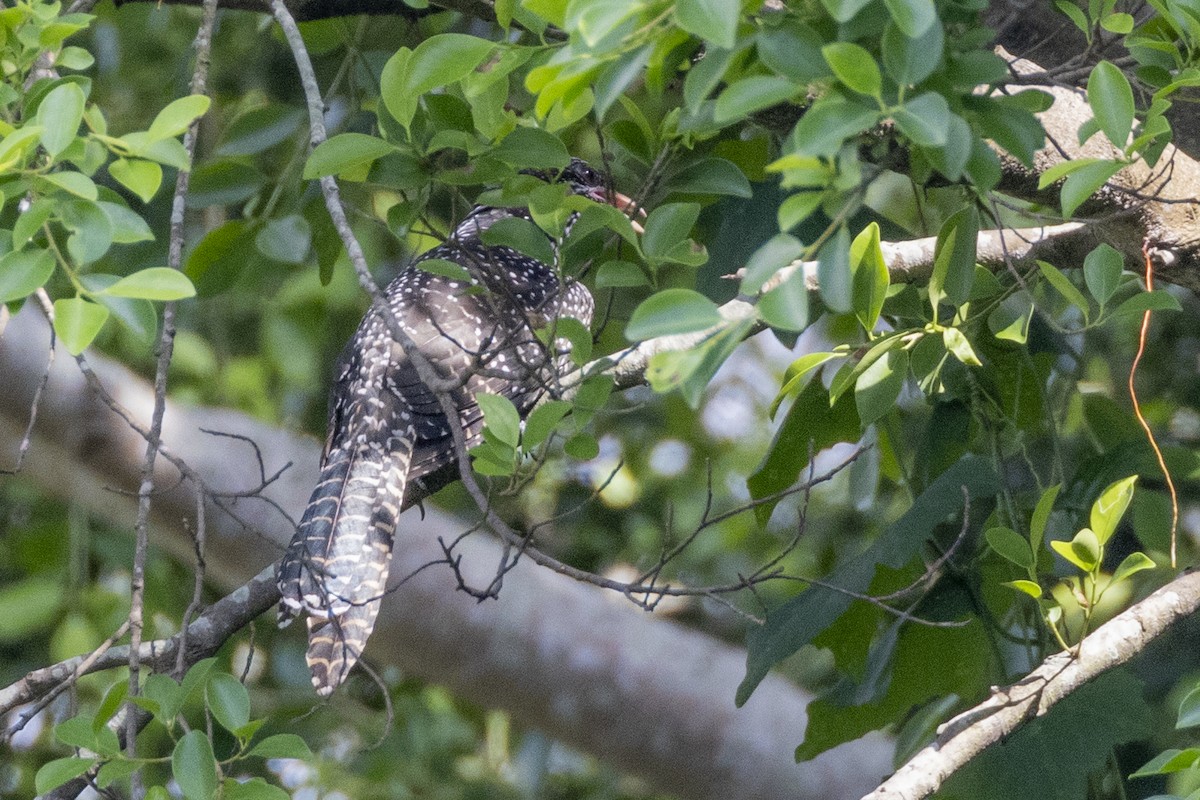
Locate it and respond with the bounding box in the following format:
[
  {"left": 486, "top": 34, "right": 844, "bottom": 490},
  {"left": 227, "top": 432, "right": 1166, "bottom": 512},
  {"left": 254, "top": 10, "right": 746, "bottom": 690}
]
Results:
[{"left": 3, "top": 0, "right": 1200, "bottom": 797}]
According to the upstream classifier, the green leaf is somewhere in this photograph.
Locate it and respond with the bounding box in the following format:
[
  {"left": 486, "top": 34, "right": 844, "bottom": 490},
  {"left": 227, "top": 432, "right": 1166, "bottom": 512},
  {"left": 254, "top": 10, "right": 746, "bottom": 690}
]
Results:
[
  {"left": 667, "top": 157, "right": 752, "bottom": 198},
  {"left": 646, "top": 318, "right": 752, "bottom": 408},
  {"left": 881, "top": 18, "right": 943, "bottom": 86},
  {"left": 40, "top": 170, "right": 98, "bottom": 200},
  {"left": 215, "top": 105, "right": 304, "bottom": 156},
  {"left": 96, "top": 759, "right": 141, "bottom": 789},
  {"left": 407, "top": 34, "right": 496, "bottom": 96},
  {"left": 740, "top": 233, "right": 804, "bottom": 294},
  {"left": 714, "top": 75, "right": 798, "bottom": 123},
  {"left": 255, "top": 214, "right": 312, "bottom": 264},
  {"left": 247, "top": 733, "right": 314, "bottom": 759},
  {"left": 109, "top": 158, "right": 163, "bottom": 203},
  {"left": 595, "top": 260, "right": 648, "bottom": 287},
  {"left": 942, "top": 326, "right": 981, "bottom": 366},
  {"left": 1112, "top": 551, "right": 1155, "bottom": 584},
  {"left": 758, "top": 267, "right": 809, "bottom": 332},
  {"left": 855, "top": 348, "right": 907, "bottom": 426},
  {"left": 523, "top": 400, "right": 572, "bottom": 448},
  {"left": 1100, "top": 12, "right": 1134, "bottom": 32},
  {"left": 476, "top": 392, "right": 521, "bottom": 447},
  {"left": 986, "top": 526, "right": 1034, "bottom": 569},
  {"left": 95, "top": 680, "right": 129, "bottom": 729},
  {"left": 1090, "top": 474, "right": 1136, "bottom": 545},
  {"left": 625, "top": 288, "right": 721, "bottom": 340},
  {"left": 564, "top": 431, "right": 599, "bottom": 460},
  {"left": 850, "top": 221, "right": 889, "bottom": 331},
  {"left": 740, "top": 454, "right": 999, "bottom": 704},
  {"left": 0, "top": 125, "right": 45, "bottom": 170},
  {"left": 1087, "top": 61, "right": 1135, "bottom": 147},
  {"left": 757, "top": 21, "right": 828, "bottom": 82},
  {"left": 102, "top": 268, "right": 195, "bottom": 301},
  {"left": 882, "top": 0, "right": 936, "bottom": 38},
  {"left": 778, "top": 191, "right": 824, "bottom": 229},
  {"left": 143, "top": 672, "right": 183, "bottom": 723},
  {"left": 1131, "top": 748, "right": 1200, "bottom": 776},
  {"left": 0, "top": 248, "right": 55, "bottom": 303},
  {"left": 641, "top": 202, "right": 700, "bottom": 262},
  {"left": 674, "top": 0, "right": 740, "bottom": 49},
  {"left": 148, "top": 95, "right": 211, "bottom": 141},
  {"left": 480, "top": 216, "right": 555, "bottom": 266},
  {"left": 491, "top": 126, "right": 569, "bottom": 170},
  {"left": 1004, "top": 579, "right": 1043, "bottom": 598},
  {"left": 929, "top": 205, "right": 978, "bottom": 311},
  {"left": 817, "top": 226, "right": 852, "bottom": 313},
  {"left": 35, "top": 757, "right": 93, "bottom": 794},
  {"left": 988, "top": 293, "right": 1034, "bottom": 344},
  {"left": 1036, "top": 260, "right": 1090, "bottom": 317},
  {"left": 1030, "top": 483, "right": 1060, "bottom": 554},
  {"left": 303, "top": 133, "right": 395, "bottom": 180},
  {"left": 205, "top": 672, "right": 250, "bottom": 734},
  {"left": 54, "top": 297, "right": 110, "bottom": 355},
  {"left": 1051, "top": 528, "right": 1101, "bottom": 572},
  {"left": 1110, "top": 289, "right": 1181, "bottom": 317},
  {"left": 173, "top": 730, "right": 219, "bottom": 800},
  {"left": 1082, "top": 243, "right": 1123, "bottom": 308},
  {"left": 380, "top": 47, "right": 416, "bottom": 128},
  {"left": 1060, "top": 159, "right": 1122, "bottom": 217},
  {"left": 823, "top": 42, "right": 882, "bottom": 98},
  {"left": 98, "top": 200, "right": 155, "bottom": 244},
  {"left": 894, "top": 92, "right": 950, "bottom": 148},
  {"left": 224, "top": 777, "right": 290, "bottom": 800},
  {"left": 789, "top": 98, "right": 880, "bottom": 157},
  {"left": 769, "top": 351, "right": 844, "bottom": 418},
  {"left": 37, "top": 82, "right": 86, "bottom": 158},
  {"left": 61, "top": 198, "right": 113, "bottom": 264}
]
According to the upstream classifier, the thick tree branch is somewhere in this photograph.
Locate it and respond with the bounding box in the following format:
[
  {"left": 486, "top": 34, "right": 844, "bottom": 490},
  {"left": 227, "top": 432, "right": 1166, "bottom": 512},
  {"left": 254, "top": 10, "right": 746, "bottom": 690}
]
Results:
[{"left": 862, "top": 570, "right": 1200, "bottom": 800}]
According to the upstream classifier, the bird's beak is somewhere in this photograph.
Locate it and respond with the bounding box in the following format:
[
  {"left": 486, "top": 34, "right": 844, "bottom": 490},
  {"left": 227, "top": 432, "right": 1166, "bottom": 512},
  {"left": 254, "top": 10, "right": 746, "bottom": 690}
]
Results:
[{"left": 605, "top": 189, "right": 647, "bottom": 234}]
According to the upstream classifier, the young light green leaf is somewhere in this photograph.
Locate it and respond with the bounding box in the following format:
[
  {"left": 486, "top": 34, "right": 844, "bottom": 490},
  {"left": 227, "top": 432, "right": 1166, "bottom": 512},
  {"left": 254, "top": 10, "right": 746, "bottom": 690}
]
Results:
[
  {"left": 35, "top": 757, "right": 94, "bottom": 794},
  {"left": 674, "top": 0, "right": 740, "bottom": 49},
  {"left": 37, "top": 82, "right": 86, "bottom": 157},
  {"left": 823, "top": 42, "right": 882, "bottom": 98},
  {"left": 986, "top": 526, "right": 1034, "bottom": 569},
  {"left": 1112, "top": 551, "right": 1155, "bottom": 584},
  {"left": 0, "top": 248, "right": 55, "bottom": 303},
  {"left": 103, "top": 268, "right": 196, "bottom": 301},
  {"left": 54, "top": 297, "right": 110, "bottom": 355},
  {"left": 943, "top": 326, "right": 981, "bottom": 366},
  {"left": 476, "top": 392, "right": 521, "bottom": 447},
  {"left": 172, "top": 730, "right": 219, "bottom": 800},
  {"left": 40, "top": 171, "right": 98, "bottom": 200},
  {"left": 109, "top": 158, "right": 163, "bottom": 204},
  {"left": 1054, "top": 527, "right": 1101, "bottom": 572},
  {"left": 148, "top": 95, "right": 211, "bottom": 141},
  {"left": 205, "top": 672, "right": 250, "bottom": 734},
  {"left": 1090, "top": 474, "right": 1136, "bottom": 545},
  {"left": 1131, "top": 747, "right": 1200, "bottom": 776},
  {"left": 625, "top": 289, "right": 722, "bottom": 341},
  {"left": 302, "top": 133, "right": 395, "bottom": 180},
  {"left": 1004, "top": 579, "right": 1043, "bottom": 598},
  {"left": 1087, "top": 60, "right": 1135, "bottom": 147},
  {"left": 855, "top": 348, "right": 907, "bottom": 426},
  {"left": 1177, "top": 686, "right": 1200, "bottom": 729}
]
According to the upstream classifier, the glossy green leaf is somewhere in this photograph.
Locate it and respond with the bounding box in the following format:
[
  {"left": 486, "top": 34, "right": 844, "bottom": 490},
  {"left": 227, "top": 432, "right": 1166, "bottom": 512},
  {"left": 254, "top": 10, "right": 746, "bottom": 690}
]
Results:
[
  {"left": 37, "top": 82, "right": 85, "bottom": 157},
  {"left": 855, "top": 348, "right": 907, "bottom": 426},
  {"left": 1030, "top": 483, "right": 1060, "bottom": 553},
  {"left": 988, "top": 293, "right": 1034, "bottom": 344},
  {"left": 35, "top": 757, "right": 93, "bottom": 794},
  {"left": 60, "top": 198, "right": 112, "bottom": 264},
  {"left": 1110, "top": 289, "right": 1181, "bottom": 317},
  {"left": 894, "top": 92, "right": 950, "bottom": 148},
  {"left": 675, "top": 0, "right": 739, "bottom": 48},
  {"left": 1090, "top": 474, "right": 1136, "bottom": 545},
  {"left": 173, "top": 730, "right": 219, "bottom": 800},
  {"left": 769, "top": 351, "right": 844, "bottom": 418},
  {"left": 407, "top": 34, "right": 495, "bottom": 96},
  {"left": 882, "top": 0, "right": 936, "bottom": 37},
  {"left": 1112, "top": 551, "right": 1155, "bottom": 584},
  {"left": 823, "top": 42, "right": 882, "bottom": 98},
  {"left": 476, "top": 392, "right": 521, "bottom": 447},
  {"left": 109, "top": 158, "right": 162, "bottom": 203},
  {"left": 215, "top": 105, "right": 305, "bottom": 156},
  {"left": 1036, "top": 260, "right": 1090, "bottom": 317},
  {"left": 942, "top": 327, "right": 981, "bottom": 366},
  {"left": 778, "top": 191, "right": 824, "bottom": 230},
  {"left": 255, "top": 214, "right": 311, "bottom": 264},
  {"left": 986, "top": 526, "right": 1034, "bottom": 569},
  {"left": 0, "top": 248, "right": 55, "bottom": 303},
  {"left": 379, "top": 47, "right": 416, "bottom": 127},
  {"left": 756, "top": 21, "right": 828, "bottom": 82},
  {"left": 817, "top": 226, "right": 852, "bottom": 313},
  {"left": 758, "top": 267, "right": 809, "bottom": 332},
  {"left": 740, "top": 233, "right": 804, "bottom": 294},
  {"left": 303, "top": 133, "right": 395, "bottom": 180},
  {"left": 714, "top": 75, "right": 798, "bottom": 123},
  {"left": 1131, "top": 748, "right": 1200, "bottom": 776},
  {"left": 491, "top": 126, "right": 569, "bottom": 169},
  {"left": 1051, "top": 527, "right": 1101, "bottom": 572},
  {"left": 850, "top": 222, "right": 889, "bottom": 331},
  {"left": 148, "top": 94, "right": 211, "bottom": 141},
  {"left": 667, "top": 156, "right": 752, "bottom": 198},
  {"left": 523, "top": 400, "right": 572, "bottom": 448},
  {"left": 96, "top": 759, "right": 140, "bottom": 789},
  {"left": 247, "top": 733, "right": 314, "bottom": 759},
  {"left": 40, "top": 171, "right": 98, "bottom": 200},
  {"left": 1060, "top": 159, "right": 1122, "bottom": 217},
  {"left": 881, "top": 18, "right": 943, "bottom": 86},
  {"left": 625, "top": 288, "right": 721, "bottom": 340},
  {"left": 103, "top": 268, "right": 196, "bottom": 301},
  {"left": 1087, "top": 60, "right": 1135, "bottom": 147},
  {"left": 929, "top": 206, "right": 978, "bottom": 312},
  {"left": 480, "top": 216, "right": 555, "bottom": 266},
  {"left": 1004, "top": 579, "right": 1043, "bottom": 598},
  {"left": 1082, "top": 243, "right": 1123, "bottom": 308},
  {"left": 1177, "top": 687, "right": 1200, "bottom": 730},
  {"left": 789, "top": 98, "right": 880, "bottom": 157},
  {"left": 641, "top": 202, "right": 700, "bottom": 261},
  {"left": 205, "top": 672, "right": 250, "bottom": 733},
  {"left": 595, "top": 260, "right": 648, "bottom": 288},
  {"left": 54, "top": 297, "right": 109, "bottom": 355}
]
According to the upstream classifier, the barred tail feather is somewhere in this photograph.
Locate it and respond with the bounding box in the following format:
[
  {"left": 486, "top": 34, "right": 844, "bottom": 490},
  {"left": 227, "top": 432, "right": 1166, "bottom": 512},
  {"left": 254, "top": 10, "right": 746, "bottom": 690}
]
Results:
[{"left": 278, "top": 436, "right": 410, "bottom": 695}]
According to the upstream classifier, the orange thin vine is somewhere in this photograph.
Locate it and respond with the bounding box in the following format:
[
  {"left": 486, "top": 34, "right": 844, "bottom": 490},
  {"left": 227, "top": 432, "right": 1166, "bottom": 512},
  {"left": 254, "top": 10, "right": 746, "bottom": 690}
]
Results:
[{"left": 1130, "top": 241, "right": 1180, "bottom": 568}]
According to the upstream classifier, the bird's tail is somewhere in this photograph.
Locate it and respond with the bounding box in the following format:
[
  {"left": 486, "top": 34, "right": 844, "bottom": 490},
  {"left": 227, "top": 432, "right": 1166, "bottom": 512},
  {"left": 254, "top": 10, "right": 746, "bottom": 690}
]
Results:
[{"left": 277, "top": 437, "right": 409, "bottom": 696}]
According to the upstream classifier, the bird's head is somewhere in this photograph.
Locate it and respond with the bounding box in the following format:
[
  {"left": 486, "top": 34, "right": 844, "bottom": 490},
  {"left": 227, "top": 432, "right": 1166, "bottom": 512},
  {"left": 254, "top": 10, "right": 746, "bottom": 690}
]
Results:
[{"left": 526, "top": 157, "right": 645, "bottom": 232}]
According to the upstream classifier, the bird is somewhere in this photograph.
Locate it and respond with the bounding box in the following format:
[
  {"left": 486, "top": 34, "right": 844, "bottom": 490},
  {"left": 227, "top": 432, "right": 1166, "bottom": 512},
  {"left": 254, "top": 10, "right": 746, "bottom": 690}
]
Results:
[{"left": 277, "top": 158, "right": 640, "bottom": 695}]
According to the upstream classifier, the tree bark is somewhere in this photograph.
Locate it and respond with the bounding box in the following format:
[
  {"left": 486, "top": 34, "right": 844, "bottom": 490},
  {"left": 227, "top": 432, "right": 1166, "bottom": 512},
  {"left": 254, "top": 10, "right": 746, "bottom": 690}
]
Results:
[{"left": 0, "top": 306, "right": 893, "bottom": 800}]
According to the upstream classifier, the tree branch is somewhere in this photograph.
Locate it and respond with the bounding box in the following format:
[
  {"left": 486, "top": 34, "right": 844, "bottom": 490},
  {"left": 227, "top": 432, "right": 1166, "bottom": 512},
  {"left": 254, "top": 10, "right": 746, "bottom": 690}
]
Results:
[{"left": 862, "top": 570, "right": 1200, "bottom": 800}]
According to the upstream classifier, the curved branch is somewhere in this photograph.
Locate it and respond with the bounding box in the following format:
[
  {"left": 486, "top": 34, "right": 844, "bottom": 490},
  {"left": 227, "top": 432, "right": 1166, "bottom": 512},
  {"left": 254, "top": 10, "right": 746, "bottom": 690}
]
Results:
[{"left": 862, "top": 570, "right": 1200, "bottom": 800}]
